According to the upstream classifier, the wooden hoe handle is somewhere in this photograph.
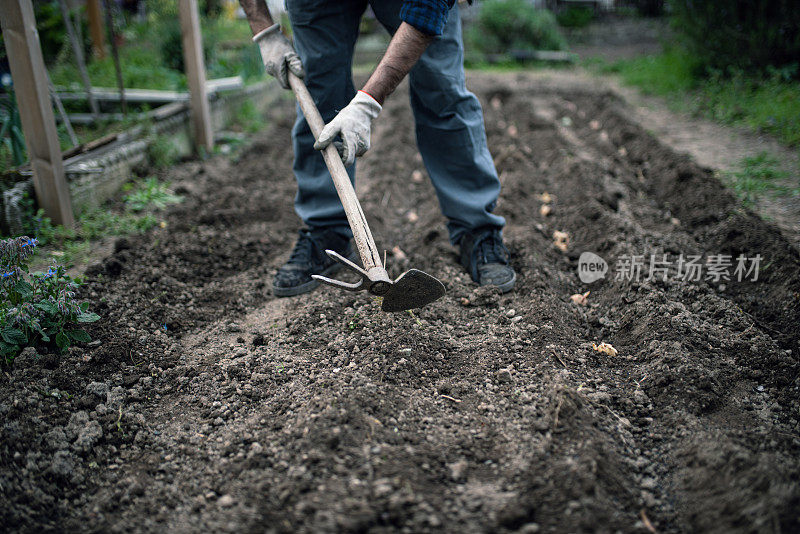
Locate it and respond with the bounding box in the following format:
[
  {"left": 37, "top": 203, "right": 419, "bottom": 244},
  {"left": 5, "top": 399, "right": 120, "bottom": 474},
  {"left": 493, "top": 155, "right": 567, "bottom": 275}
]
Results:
[{"left": 288, "top": 73, "right": 384, "bottom": 273}]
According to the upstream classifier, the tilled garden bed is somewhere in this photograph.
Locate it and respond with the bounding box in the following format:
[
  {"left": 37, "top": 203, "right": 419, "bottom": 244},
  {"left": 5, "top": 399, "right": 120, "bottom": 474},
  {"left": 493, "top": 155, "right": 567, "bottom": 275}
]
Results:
[{"left": 2, "top": 72, "right": 798, "bottom": 533}]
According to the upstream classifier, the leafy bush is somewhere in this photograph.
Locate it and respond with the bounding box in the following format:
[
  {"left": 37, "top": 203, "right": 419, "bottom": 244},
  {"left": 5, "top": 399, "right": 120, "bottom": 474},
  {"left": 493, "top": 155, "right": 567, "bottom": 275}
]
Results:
[
  {"left": 468, "top": 1, "right": 567, "bottom": 56},
  {"left": 670, "top": 0, "right": 800, "bottom": 77},
  {"left": 0, "top": 236, "right": 99, "bottom": 363},
  {"left": 557, "top": 7, "right": 594, "bottom": 28}
]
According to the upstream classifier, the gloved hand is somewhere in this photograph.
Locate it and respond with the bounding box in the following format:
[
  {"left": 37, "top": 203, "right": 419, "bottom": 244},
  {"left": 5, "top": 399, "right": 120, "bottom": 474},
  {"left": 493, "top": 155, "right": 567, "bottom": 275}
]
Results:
[
  {"left": 314, "top": 91, "right": 382, "bottom": 167},
  {"left": 253, "top": 23, "right": 304, "bottom": 89}
]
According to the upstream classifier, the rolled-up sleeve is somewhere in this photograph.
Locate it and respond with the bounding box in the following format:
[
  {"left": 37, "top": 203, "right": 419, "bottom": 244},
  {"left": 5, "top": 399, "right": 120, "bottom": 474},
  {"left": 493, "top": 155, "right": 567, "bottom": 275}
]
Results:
[{"left": 400, "top": 0, "right": 457, "bottom": 36}]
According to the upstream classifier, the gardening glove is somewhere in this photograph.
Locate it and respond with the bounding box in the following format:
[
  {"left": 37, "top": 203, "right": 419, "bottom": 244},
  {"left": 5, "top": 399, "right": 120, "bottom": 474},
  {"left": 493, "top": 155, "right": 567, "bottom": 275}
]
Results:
[
  {"left": 253, "top": 23, "right": 304, "bottom": 90},
  {"left": 314, "top": 90, "right": 382, "bottom": 167}
]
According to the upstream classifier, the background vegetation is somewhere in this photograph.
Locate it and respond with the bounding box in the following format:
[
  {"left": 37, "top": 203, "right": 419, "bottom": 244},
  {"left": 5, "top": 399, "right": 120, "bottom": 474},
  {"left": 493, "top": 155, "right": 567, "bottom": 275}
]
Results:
[
  {"left": 669, "top": 0, "right": 799, "bottom": 79},
  {"left": 603, "top": 49, "right": 800, "bottom": 146},
  {"left": 597, "top": 0, "right": 800, "bottom": 147},
  {"left": 466, "top": 0, "right": 566, "bottom": 60}
]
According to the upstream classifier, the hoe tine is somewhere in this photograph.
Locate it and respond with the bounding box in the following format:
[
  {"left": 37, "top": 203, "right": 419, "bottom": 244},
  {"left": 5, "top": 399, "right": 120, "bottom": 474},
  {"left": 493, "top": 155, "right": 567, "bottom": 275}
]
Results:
[
  {"left": 323, "top": 249, "right": 370, "bottom": 278},
  {"left": 312, "top": 273, "right": 365, "bottom": 292},
  {"left": 311, "top": 249, "right": 370, "bottom": 292}
]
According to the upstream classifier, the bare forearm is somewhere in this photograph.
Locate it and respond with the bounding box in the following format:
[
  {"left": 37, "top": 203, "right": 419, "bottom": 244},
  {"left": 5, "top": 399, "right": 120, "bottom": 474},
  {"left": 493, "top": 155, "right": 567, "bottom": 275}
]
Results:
[
  {"left": 238, "top": 0, "right": 274, "bottom": 35},
  {"left": 362, "top": 22, "right": 433, "bottom": 105}
]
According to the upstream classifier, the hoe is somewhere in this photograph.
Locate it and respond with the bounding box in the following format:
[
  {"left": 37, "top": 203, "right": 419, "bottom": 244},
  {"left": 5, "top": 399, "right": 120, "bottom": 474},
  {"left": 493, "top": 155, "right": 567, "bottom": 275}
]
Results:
[{"left": 287, "top": 73, "right": 446, "bottom": 312}]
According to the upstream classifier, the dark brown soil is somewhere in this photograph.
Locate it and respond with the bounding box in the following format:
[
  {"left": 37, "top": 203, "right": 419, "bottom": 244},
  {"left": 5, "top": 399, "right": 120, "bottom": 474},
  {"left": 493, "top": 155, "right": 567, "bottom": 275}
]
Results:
[{"left": 2, "top": 73, "right": 799, "bottom": 533}]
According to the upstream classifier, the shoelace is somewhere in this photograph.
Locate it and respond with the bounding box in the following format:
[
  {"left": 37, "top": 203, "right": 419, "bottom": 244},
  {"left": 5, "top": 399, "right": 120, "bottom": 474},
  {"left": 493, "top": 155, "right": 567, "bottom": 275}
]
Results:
[
  {"left": 475, "top": 231, "right": 509, "bottom": 266},
  {"left": 288, "top": 231, "right": 316, "bottom": 265}
]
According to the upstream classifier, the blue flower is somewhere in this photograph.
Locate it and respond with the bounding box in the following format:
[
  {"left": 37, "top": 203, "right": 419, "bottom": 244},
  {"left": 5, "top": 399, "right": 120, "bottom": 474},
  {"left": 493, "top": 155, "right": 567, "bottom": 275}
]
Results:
[
  {"left": 44, "top": 267, "right": 57, "bottom": 279},
  {"left": 2, "top": 271, "right": 13, "bottom": 279},
  {"left": 21, "top": 238, "right": 39, "bottom": 248}
]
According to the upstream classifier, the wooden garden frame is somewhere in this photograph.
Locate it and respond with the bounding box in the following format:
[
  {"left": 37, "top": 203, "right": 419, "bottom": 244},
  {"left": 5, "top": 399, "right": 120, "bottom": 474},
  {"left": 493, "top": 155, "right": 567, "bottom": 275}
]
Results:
[{"left": 0, "top": 0, "right": 214, "bottom": 227}]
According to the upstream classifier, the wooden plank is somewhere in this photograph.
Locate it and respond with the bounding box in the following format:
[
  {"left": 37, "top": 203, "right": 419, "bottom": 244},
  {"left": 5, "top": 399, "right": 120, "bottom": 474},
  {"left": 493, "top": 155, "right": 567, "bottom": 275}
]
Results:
[
  {"left": 206, "top": 76, "right": 244, "bottom": 93},
  {"left": 50, "top": 87, "right": 190, "bottom": 103},
  {"left": 63, "top": 101, "right": 187, "bottom": 124},
  {"left": 45, "top": 76, "right": 243, "bottom": 104},
  {"left": 0, "top": 0, "right": 75, "bottom": 227},
  {"left": 61, "top": 132, "right": 119, "bottom": 160},
  {"left": 178, "top": 0, "right": 214, "bottom": 152}
]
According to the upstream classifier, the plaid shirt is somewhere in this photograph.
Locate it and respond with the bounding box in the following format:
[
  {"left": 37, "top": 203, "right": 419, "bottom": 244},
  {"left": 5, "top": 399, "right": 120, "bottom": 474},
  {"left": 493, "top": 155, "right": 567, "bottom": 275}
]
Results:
[{"left": 400, "top": 0, "right": 458, "bottom": 36}]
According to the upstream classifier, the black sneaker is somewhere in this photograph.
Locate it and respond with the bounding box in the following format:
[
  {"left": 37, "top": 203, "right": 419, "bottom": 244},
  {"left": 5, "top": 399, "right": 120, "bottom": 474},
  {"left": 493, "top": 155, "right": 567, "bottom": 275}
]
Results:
[
  {"left": 459, "top": 226, "right": 516, "bottom": 293},
  {"left": 273, "top": 228, "right": 353, "bottom": 297}
]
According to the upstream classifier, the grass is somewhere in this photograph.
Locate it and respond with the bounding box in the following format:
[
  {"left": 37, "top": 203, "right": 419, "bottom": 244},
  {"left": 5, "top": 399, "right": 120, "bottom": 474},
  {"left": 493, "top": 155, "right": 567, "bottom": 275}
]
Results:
[
  {"left": 146, "top": 135, "right": 180, "bottom": 169},
  {"left": 14, "top": 176, "right": 182, "bottom": 267},
  {"left": 721, "top": 152, "right": 796, "bottom": 207},
  {"left": 50, "top": 16, "right": 259, "bottom": 93},
  {"left": 596, "top": 48, "right": 800, "bottom": 147},
  {"left": 231, "top": 100, "right": 266, "bottom": 134},
  {"left": 50, "top": 42, "right": 184, "bottom": 92}
]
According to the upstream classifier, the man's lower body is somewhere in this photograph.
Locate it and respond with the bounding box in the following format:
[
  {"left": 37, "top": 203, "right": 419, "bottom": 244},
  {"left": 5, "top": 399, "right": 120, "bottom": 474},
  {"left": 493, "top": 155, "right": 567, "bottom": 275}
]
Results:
[{"left": 274, "top": 0, "right": 515, "bottom": 297}]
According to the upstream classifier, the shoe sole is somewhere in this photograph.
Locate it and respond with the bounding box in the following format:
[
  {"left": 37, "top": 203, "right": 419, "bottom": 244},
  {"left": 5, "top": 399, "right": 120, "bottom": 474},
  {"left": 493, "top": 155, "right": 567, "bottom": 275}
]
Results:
[
  {"left": 272, "top": 252, "right": 358, "bottom": 298},
  {"left": 482, "top": 270, "right": 517, "bottom": 294}
]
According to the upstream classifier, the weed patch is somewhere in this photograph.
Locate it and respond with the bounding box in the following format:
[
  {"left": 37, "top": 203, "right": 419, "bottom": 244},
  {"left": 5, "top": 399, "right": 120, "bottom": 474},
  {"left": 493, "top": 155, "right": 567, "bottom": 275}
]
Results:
[{"left": 722, "top": 152, "right": 795, "bottom": 206}]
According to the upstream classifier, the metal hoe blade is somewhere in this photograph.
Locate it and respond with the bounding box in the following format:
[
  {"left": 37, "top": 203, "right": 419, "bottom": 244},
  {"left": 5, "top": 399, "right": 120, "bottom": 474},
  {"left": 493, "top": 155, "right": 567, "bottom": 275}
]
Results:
[
  {"left": 312, "top": 250, "right": 446, "bottom": 312},
  {"left": 381, "top": 269, "right": 446, "bottom": 312}
]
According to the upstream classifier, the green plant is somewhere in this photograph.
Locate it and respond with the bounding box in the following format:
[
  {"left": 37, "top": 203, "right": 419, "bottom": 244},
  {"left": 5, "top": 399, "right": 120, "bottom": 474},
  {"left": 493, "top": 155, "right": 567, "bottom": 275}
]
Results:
[
  {"left": 123, "top": 177, "right": 183, "bottom": 211},
  {"left": 80, "top": 208, "right": 159, "bottom": 240},
  {"left": 557, "top": 7, "right": 594, "bottom": 28},
  {"left": 467, "top": 1, "right": 566, "bottom": 57},
  {"left": 348, "top": 313, "right": 361, "bottom": 331},
  {"left": 1, "top": 236, "right": 100, "bottom": 362}
]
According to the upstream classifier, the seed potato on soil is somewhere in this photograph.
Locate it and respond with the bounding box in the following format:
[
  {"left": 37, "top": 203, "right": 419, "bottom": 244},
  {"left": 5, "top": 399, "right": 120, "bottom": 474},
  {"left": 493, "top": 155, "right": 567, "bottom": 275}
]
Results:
[{"left": 1, "top": 73, "right": 799, "bottom": 533}]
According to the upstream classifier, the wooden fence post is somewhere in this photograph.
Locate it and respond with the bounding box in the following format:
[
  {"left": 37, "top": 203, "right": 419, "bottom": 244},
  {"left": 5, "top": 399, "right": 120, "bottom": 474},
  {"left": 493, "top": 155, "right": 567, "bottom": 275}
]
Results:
[
  {"left": 178, "top": 0, "right": 214, "bottom": 152},
  {"left": 0, "top": 0, "right": 75, "bottom": 227},
  {"left": 86, "top": 0, "right": 107, "bottom": 59}
]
